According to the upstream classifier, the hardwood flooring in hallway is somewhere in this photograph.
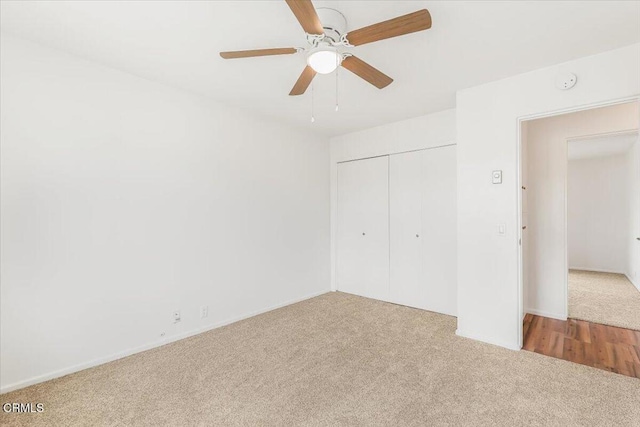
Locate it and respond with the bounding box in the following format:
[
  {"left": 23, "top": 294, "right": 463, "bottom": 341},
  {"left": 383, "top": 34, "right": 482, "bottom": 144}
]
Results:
[{"left": 523, "top": 314, "right": 640, "bottom": 378}]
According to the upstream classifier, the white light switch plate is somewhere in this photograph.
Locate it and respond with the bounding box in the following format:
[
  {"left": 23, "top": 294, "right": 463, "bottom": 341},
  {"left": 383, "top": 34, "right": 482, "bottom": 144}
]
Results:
[{"left": 492, "top": 170, "right": 502, "bottom": 184}]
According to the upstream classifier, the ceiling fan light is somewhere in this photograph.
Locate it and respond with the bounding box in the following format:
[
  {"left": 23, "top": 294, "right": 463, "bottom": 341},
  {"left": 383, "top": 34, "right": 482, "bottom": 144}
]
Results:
[{"left": 307, "top": 48, "right": 341, "bottom": 74}]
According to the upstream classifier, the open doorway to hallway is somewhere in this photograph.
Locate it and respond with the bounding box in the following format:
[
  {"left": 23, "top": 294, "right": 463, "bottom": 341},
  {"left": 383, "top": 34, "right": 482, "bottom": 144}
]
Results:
[
  {"left": 520, "top": 100, "right": 640, "bottom": 378},
  {"left": 567, "top": 130, "right": 640, "bottom": 331}
]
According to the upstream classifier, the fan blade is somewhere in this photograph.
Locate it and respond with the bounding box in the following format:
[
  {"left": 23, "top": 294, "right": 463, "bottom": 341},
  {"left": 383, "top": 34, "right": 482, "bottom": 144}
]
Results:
[
  {"left": 341, "top": 56, "right": 393, "bottom": 89},
  {"left": 220, "top": 48, "right": 298, "bottom": 59},
  {"left": 345, "top": 9, "right": 432, "bottom": 46},
  {"left": 285, "top": 0, "right": 324, "bottom": 35},
  {"left": 289, "top": 65, "right": 317, "bottom": 96}
]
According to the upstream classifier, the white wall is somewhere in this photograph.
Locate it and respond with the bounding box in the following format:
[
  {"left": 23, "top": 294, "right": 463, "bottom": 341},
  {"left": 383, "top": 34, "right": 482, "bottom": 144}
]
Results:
[
  {"left": 330, "top": 110, "right": 456, "bottom": 163},
  {"left": 568, "top": 153, "right": 630, "bottom": 273},
  {"left": 456, "top": 43, "right": 640, "bottom": 350},
  {"left": 329, "top": 109, "right": 456, "bottom": 292},
  {"left": 0, "top": 35, "right": 330, "bottom": 392},
  {"left": 627, "top": 138, "right": 640, "bottom": 290},
  {"left": 524, "top": 104, "right": 639, "bottom": 319}
]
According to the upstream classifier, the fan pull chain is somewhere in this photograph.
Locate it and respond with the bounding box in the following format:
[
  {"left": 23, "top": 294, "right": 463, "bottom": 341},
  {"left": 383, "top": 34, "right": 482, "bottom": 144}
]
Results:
[{"left": 311, "top": 79, "right": 315, "bottom": 123}]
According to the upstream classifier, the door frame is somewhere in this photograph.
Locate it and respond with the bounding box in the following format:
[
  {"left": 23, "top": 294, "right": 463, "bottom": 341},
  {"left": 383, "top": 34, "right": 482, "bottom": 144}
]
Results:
[
  {"left": 564, "top": 128, "right": 639, "bottom": 316},
  {"left": 516, "top": 95, "right": 640, "bottom": 349}
]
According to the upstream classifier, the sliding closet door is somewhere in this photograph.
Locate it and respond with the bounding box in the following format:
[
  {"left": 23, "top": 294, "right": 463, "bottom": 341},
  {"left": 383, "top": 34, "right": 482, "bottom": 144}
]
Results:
[
  {"left": 389, "top": 146, "right": 457, "bottom": 315},
  {"left": 337, "top": 156, "right": 390, "bottom": 301},
  {"left": 421, "top": 145, "right": 457, "bottom": 316},
  {"left": 389, "top": 151, "right": 423, "bottom": 307}
]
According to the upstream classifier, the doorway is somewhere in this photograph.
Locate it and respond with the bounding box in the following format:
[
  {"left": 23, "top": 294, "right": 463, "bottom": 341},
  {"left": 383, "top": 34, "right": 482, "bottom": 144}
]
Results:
[
  {"left": 566, "top": 130, "right": 640, "bottom": 331},
  {"left": 519, "top": 100, "right": 640, "bottom": 377}
]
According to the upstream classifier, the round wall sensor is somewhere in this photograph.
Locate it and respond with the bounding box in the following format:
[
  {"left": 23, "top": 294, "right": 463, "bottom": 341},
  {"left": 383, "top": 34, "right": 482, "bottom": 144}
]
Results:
[{"left": 555, "top": 72, "right": 577, "bottom": 90}]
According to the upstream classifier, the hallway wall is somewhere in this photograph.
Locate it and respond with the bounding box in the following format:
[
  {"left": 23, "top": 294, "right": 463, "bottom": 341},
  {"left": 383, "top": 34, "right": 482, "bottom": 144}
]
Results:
[
  {"left": 626, "top": 137, "right": 640, "bottom": 290},
  {"left": 568, "top": 152, "right": 631, "bottom": 274}
]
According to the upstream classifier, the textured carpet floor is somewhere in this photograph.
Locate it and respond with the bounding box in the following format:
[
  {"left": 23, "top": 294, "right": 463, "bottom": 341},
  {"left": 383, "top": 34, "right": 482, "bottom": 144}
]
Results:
[
  {"left": 569, "top": 270, "right": 640, "bottom": 331},
  {"left": 1, "top": 292, "right": 639, "bottom": 427}
]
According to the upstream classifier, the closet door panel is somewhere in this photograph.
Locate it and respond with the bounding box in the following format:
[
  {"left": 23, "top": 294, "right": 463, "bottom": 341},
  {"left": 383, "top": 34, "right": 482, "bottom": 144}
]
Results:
[
  {"left": 336, "top": 157, "right": 390, "bottom": 301},
  {"left": 389, "top": 151, "right": 424, "bottom": 308},
  {"left": 421, "top": 145, "right": 457, "bottom": 316}
]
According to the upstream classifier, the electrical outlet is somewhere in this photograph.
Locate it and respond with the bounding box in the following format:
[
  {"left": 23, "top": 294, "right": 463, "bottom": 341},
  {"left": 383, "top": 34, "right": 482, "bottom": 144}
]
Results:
[
  {"left": 173, "top": 311, "right": 181, "bottom": 323},
  {"left": 201, "top": 306, "right": 209, "bottom": 319}
]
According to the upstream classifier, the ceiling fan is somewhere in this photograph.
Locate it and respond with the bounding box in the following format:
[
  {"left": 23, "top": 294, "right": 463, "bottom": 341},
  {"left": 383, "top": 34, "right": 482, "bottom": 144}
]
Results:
[{"left": 220, "top": 0, "right": 432, "bottom": 96}]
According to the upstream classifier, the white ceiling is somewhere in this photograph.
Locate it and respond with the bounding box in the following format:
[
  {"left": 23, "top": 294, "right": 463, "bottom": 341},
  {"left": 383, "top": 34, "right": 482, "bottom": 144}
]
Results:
[
  {"left": 569, "top": 132, "right": 638, "bottom": 160},
  {"left": 1, "top": 1, "right": 639, "bottom": 136}
]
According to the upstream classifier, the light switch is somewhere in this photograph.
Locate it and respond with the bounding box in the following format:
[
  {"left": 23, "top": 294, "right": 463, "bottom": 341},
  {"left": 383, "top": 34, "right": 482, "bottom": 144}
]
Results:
[
  {"left": 492, "top": 170, "right": 502, "bottom": 184},
  {"left": 497, "top": 223, "right": 506, "bottom": 236}
]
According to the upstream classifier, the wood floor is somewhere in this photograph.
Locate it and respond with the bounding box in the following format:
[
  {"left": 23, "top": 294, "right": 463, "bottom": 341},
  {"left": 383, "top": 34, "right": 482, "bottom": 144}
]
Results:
[{"left": 523, "top": 314, "right": 640, "bottom": 378}]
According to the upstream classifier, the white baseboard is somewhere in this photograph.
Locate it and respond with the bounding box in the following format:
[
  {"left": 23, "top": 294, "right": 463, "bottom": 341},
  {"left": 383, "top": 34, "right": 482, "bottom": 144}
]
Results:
[
  {"left": 524, "top": 308, "right": 567, "bottom": 321},
  {"left": 626, "top": 273, "right": 640, "bottom": 291},
  {"left": 569, "top": 267, "right": 624, "bottom": 274},
  {"left": 455, "top": 329, "right": 521, "bottom": 351},
  {"left": 0, "top": 290, "right": 329, "bottom": 394}
]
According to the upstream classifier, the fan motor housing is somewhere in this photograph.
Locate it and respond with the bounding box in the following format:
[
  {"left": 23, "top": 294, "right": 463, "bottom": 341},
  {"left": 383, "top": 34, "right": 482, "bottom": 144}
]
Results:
[{"left": 316, "top": 8, "right": 347, "bottom": 42}]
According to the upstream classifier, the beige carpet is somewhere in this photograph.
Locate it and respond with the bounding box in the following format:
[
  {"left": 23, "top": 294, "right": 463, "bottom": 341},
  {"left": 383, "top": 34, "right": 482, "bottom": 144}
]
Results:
[
  {"left": 568, "top": 269, "right": 640, "bottom": 331},
  {"left": 1, "top": 292, "right": 639, "bottom": 427}
]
